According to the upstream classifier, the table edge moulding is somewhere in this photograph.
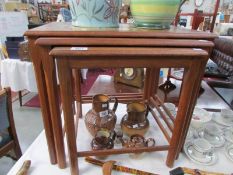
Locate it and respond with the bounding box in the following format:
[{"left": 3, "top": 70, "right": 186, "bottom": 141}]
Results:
[
  {"left": 24, "top": 22, "right": 216, "bottom": 175},
  {"left": 25, "top": 22, "right": 218, "bottom": 39}
]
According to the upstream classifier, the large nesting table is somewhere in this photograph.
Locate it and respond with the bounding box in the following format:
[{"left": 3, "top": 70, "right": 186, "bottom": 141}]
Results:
[{"left": 25, "top": 22, "right": 216, "bottom": 175}]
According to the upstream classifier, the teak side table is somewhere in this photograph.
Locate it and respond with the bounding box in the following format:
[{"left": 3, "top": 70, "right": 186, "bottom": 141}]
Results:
[{"left": 25, "top": 22, "right": 216, "bottom": 175}]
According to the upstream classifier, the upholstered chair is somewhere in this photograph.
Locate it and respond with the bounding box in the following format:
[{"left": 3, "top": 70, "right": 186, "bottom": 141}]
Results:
[{"left": 0, "top": 87, "right": 22, "bottom": 160}]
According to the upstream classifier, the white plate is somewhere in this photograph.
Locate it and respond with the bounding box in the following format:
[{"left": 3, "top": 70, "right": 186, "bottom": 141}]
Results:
[
  {"left": 184, "top": 141, "right": 217, "bottom": 165},
  {"left": 212, "top": 113, "right": 233, "bottom": 127},
  {"left": 224, "top": 144, "right": 233, "bottom": 162},
  {"left": 224, "top": 128, "right": 233, "bottom": 144},
  {"left": 197, "top": 128, "right": 225, "bottom": 148}
]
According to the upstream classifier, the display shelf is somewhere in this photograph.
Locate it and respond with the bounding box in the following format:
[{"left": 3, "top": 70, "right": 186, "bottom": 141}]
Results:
[
  {"left": 72, "top": 96, "right": 174, "bottom": 159},
  {"left": 7, "top": 105, "right": 233, "bottom": 175},
  {"left": 71, "top": 102, "right": 170, "bottom": 159}
]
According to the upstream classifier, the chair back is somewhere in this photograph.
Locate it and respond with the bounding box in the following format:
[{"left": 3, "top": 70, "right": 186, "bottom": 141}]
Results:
[
  {"left": 0, "top": 87, "right": 22, "bottom": 160},
  {"left": 0, "top": 91, "right": 10, "bottom": 132}
]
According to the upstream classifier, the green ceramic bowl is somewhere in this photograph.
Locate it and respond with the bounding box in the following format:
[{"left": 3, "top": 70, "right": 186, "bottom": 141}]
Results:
[{"left": 130, "top": 0, "right": 180, "bottom": 29}]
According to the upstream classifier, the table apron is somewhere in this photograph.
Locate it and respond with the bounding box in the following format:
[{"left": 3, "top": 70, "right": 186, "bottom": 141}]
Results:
[
  {"left": 35, "top": 37, "right": 214, "bottom": 48},
  {"left": 58, "top": 57, "right": 205, "bottom": 69}
]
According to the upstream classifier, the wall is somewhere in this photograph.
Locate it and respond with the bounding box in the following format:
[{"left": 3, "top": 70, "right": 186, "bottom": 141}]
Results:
[{"left": 0, "top": 12, "right": 28, "bottom": 42}]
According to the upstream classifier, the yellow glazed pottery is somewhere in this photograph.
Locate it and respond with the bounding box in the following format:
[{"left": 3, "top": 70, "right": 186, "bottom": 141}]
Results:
[{"left": 130, "top": 0, "right": 180, "bottom": 29}]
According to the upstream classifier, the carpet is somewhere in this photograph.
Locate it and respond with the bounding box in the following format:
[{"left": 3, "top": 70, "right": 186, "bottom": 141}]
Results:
[{"left": 23, "top": 69, "right": 115, "bottom": 108}]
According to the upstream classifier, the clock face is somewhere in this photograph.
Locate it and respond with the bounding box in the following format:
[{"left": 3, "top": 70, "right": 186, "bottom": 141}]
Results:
[
  {"left": 195, "top": 0, "right": 204, "bottom": 7},
  {"left": 123, "top": 68, "right": 136, "bottom": 80},
  {"left": 114, "top": 68, "right": 144, "bottom": 88}
]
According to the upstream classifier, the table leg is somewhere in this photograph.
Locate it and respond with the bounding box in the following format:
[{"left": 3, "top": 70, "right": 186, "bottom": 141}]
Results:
[
  {"left": 175, "top": 59, "right": 208, "bottom": 159},
  {"left": 57, "top": 59, "right": 78, "bottom": 175},
  {"left": 28, "top": 38, "right": 57, "bottom": 164},
  {"left": 144, "top": 68, "right": 160, "bottom": 101},
  {"left": 39, "top": 46, "right": 66, "bottom": 168},
  {"left": 166, "top": 59, "right": 201, "bottom": 167},
  {"left": 73, "top": 69, "right": 82, "bottom": 118}
]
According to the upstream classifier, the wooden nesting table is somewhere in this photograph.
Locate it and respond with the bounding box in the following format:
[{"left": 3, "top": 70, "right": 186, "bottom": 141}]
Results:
[{"left": 25, "top": 22, "right": 216, "bottom": 175}]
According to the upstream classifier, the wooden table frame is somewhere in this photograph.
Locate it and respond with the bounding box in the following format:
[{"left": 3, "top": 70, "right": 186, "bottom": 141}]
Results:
[
  {"left": 25, "top": 22, "right": 216, "bottom": 174},
  {"left": 50, "top": 47, "right": 208, "bottom": 175}
]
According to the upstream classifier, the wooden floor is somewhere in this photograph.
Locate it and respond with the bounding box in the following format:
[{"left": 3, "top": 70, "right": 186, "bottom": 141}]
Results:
[{"left": 88, "top": 75, "right": 231, "bottom": 111}]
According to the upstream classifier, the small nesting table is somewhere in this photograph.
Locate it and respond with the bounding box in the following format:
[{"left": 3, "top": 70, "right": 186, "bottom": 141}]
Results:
[{"left": 25, "top": 22, "right": 216, "bottom": 175}]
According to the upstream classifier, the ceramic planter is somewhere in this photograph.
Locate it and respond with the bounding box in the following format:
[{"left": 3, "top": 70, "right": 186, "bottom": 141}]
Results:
[
  {"left": 130, "top": 0, "right": 180, "bottom": 29},
  {"left": 68, "top": 0, "right": 122, "bottom": 27}
]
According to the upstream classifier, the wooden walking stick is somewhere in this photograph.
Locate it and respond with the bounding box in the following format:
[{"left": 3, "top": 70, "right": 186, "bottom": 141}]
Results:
[
  {"left": 170, "top": 167, "right": 229, "bottom": 175},
  {"left": 16, "top": 160, "right": 31, "bottom": 175},
  {"left": 85, "top": 157, "right": 158, "bottom": 175}
]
